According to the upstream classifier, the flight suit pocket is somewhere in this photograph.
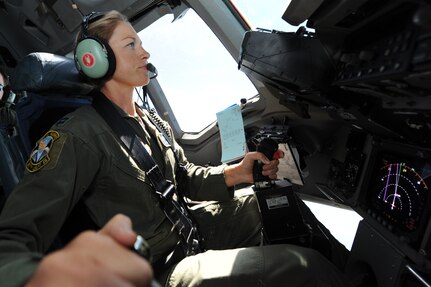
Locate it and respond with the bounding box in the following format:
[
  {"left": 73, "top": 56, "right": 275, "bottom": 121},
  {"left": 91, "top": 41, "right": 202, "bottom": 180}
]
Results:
[{"left": 112, "top": 154, "right": 146, "bottom": 182}]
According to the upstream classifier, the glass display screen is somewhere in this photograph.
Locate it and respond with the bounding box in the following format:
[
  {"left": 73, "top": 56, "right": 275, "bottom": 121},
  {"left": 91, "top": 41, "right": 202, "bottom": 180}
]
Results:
[{"left": 367, "top": 152, "right": 431, "bottom": 232}]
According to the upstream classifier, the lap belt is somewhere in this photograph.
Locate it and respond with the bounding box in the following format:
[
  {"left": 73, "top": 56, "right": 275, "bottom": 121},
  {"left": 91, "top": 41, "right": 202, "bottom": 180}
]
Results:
[{"left": 92, "top": 94, "right": 203, "bottom": 256}]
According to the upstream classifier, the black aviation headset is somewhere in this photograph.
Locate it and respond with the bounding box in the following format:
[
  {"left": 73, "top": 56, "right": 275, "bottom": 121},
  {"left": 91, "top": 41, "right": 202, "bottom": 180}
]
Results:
[{"left": 74, "top": 12, "right": 116, "bottom": 81}]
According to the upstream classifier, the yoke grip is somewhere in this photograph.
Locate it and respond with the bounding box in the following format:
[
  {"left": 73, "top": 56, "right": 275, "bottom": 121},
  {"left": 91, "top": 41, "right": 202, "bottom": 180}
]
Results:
[{"left": 253, "top": 137, "right": 278, "bottom": 183}]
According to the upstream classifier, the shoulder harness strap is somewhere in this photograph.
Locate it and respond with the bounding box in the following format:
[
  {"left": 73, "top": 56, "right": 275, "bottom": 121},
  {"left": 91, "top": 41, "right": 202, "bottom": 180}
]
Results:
[{"left": 92, "top": 94, "right": 204, "bottom": 256}]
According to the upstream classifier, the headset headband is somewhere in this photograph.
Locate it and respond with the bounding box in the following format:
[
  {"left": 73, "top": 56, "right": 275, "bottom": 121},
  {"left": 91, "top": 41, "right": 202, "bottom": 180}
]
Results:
[{"left": 81, "top": 11, "right": 104, "bottom": 39}]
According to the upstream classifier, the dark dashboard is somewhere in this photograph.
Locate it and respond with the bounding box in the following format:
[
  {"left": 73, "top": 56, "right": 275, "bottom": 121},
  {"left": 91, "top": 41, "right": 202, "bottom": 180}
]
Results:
[
  {"left": 239, "top": 0, "right": 431, "bottom": 285},
  {"left": 240, "top": 0, "right": 431, "bottom": 147}
]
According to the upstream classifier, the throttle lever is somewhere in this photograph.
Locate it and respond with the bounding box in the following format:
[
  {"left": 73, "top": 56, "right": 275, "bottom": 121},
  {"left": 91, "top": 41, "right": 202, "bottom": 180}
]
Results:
[{"left": 253, "top": 137, "right": 278, "bottom": 184}]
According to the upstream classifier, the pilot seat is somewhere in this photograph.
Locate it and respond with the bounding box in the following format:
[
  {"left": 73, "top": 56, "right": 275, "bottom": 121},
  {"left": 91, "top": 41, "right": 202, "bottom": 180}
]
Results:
[{"left": 0, "top": 52, "right": 94, "bottom": 207}]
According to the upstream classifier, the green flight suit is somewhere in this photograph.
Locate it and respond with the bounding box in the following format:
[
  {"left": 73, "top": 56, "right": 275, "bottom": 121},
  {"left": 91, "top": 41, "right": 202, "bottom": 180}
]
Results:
[
  {"left": 0, "top": 93, "right": 350, "bottom": 287},
  {"left": 0, "top": 94, "right": 233, "bottom": 286}
]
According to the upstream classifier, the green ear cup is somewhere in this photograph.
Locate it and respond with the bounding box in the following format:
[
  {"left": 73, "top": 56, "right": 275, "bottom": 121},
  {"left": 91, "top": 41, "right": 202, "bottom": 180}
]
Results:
[{"left": 74, "top": 37, "right": 110, "bottom": 79}]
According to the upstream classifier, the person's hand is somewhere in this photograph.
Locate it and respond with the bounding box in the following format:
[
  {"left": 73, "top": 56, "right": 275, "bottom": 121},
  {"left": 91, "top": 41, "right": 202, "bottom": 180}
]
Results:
[
  {"left": 224, "top": 151, "right": 283, "bottom": 186},
  {"left": 26, "top": 214, "right": 153, "bottom": 287}
]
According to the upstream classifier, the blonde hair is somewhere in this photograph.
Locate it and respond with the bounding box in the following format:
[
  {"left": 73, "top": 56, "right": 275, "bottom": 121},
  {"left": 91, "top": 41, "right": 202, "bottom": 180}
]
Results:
[{"left": 76, "top": 10, "right": 129, "bottom": 44}]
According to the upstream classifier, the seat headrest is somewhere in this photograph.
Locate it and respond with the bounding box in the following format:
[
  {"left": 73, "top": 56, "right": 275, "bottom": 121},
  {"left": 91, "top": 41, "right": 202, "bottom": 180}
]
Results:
[{"left": 10, "top": 52, "right": 95, "bottom": 95}]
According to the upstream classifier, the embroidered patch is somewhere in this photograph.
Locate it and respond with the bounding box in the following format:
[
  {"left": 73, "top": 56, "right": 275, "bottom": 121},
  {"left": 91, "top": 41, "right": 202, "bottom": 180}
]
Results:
[{"left": 26, "top": 130, "right": 60, "bottom": 173}]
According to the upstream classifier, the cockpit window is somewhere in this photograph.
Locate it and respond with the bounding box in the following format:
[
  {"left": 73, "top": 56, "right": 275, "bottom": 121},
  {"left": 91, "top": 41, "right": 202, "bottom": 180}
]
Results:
[
  {"left": 230, "top": 0, "right": 299, "bottom": 32},
  {"left": 138, "top": 9, "right": 257, "bottom": 133}
]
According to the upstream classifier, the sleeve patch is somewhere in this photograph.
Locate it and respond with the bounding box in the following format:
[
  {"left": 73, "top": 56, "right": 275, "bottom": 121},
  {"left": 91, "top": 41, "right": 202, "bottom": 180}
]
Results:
[{"left": 26, "top": 130, "right": 61, "bottom": 173}]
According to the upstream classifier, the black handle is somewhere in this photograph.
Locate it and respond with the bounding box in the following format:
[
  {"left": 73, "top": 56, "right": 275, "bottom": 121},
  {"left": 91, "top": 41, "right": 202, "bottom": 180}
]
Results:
[
  {"left": 133, "top": 235, "right": 162, "bottom": 287},
  {"left": 253, "top": 137, "right": 278, "bottom": 182}
]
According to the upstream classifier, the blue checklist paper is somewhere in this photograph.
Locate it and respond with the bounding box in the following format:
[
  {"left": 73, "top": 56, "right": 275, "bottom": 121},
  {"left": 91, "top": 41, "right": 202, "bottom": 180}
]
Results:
[{"left": 216, "top": 104, "right": 247, "bottom": 163}]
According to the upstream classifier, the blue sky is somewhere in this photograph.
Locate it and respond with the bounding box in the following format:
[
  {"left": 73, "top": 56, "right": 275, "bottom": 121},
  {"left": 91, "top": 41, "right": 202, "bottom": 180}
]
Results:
[
  {"left": 232, "top": 0, "right": 296, "bottom": 32},
  {"left": 138, "top": 1, "right": 299, "bottom": 132}
]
